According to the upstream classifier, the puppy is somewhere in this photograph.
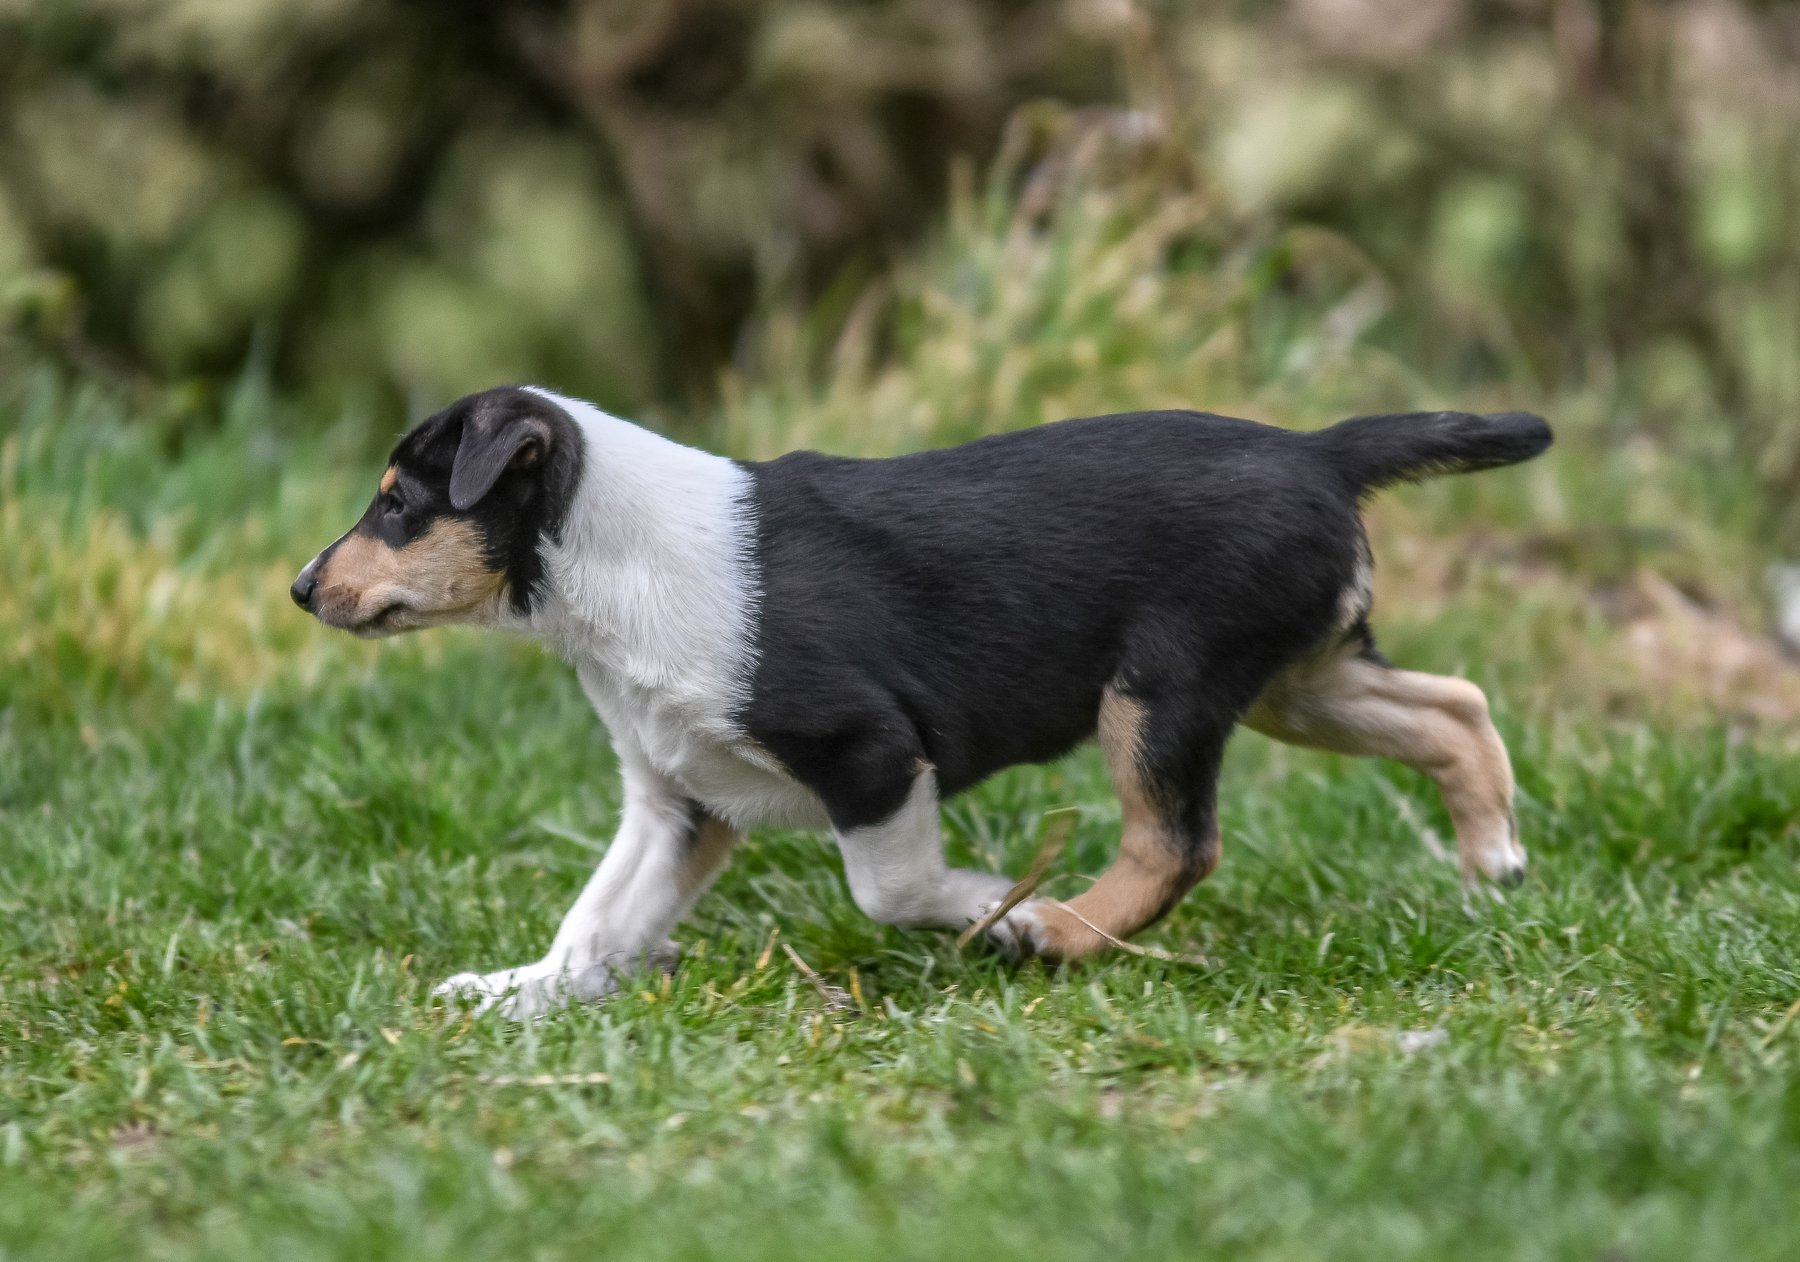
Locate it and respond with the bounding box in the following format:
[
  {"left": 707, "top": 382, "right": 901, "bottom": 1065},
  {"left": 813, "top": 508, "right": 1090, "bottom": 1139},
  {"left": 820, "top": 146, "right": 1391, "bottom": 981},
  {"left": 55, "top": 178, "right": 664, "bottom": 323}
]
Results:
[{"left": 293, "top": 387, "right": 1551, "bottom": 1016}]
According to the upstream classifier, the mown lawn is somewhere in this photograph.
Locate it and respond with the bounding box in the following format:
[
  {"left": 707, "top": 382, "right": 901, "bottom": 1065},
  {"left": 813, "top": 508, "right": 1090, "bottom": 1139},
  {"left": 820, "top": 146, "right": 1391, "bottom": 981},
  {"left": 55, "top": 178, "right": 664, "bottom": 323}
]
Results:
[{"left": 3, "top": 369, "right": 1800, "bottom": 1262}]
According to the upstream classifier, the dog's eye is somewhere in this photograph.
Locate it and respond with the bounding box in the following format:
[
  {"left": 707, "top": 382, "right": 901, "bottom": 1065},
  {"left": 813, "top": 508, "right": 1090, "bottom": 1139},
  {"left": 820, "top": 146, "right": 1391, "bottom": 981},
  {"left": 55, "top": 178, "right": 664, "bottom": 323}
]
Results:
[{"left": 383, "top": 491, "right": 405, "bottom": 517}]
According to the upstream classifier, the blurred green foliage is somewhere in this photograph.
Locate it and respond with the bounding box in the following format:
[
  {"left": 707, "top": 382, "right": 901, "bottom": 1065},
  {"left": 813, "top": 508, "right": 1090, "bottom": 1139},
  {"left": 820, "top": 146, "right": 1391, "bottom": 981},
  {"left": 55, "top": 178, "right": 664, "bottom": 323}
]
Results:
[
  {"left": 0, "top": 0, "right": 1128, "bottom": 412},
  {"left": 1, "top": 0, "right": 1797, "bottom": 517}
]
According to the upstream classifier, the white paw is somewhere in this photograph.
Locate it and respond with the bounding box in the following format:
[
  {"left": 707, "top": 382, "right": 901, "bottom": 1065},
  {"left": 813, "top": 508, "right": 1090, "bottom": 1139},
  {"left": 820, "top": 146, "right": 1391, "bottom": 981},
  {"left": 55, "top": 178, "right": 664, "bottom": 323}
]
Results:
[
  {"left": 1462, "top": 813, "right": 1527, "bottom": 890},
  {"left": 974, "top": 897, "right": 1052, "bottom": 959},
  {"left": 433, "top": 960, "right": 618, "bottom": 1020}
]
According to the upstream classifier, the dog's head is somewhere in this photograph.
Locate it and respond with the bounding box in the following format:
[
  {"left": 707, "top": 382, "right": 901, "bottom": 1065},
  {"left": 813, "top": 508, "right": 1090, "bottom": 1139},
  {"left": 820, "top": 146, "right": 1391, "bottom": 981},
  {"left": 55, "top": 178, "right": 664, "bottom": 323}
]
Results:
[{"left": 292, "top": 387, "right": 583, "bottom": 637}]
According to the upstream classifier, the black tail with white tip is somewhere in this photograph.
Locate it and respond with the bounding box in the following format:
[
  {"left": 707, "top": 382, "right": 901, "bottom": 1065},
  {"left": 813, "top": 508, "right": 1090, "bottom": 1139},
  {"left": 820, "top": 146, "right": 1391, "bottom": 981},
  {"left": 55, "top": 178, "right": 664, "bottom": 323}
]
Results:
[{"left": 1313, "top": 410, "right": 1553, "bottom": 496}]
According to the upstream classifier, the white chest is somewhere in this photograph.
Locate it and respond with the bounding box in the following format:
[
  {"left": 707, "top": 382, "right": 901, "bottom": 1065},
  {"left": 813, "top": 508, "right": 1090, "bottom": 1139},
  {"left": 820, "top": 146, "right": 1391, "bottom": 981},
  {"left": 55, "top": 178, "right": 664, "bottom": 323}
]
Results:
[
  {"left": 578, "top": 668, "right": 829, "bottom": 832},
  {"left": 521, "top": 390, "right": 824, "bottom": 831}
]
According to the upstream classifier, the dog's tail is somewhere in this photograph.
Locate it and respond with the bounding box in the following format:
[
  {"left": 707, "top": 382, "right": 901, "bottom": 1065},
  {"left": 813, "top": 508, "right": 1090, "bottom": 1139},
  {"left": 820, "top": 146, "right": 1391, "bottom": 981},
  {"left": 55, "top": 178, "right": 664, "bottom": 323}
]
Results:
[{"left": 1311, "top": 410, "right": 1552, "bottom": 496}]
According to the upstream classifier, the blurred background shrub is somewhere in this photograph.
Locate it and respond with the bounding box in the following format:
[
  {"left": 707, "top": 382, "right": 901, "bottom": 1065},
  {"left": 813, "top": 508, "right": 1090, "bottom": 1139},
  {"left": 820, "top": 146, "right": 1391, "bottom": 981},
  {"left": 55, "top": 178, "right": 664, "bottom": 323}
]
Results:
[
  {"left": 1, "top": 0, "right": 1797, "bottom": 526},
  {"left": 0, "top": 0, "right": 1130, "bottom": 412}
]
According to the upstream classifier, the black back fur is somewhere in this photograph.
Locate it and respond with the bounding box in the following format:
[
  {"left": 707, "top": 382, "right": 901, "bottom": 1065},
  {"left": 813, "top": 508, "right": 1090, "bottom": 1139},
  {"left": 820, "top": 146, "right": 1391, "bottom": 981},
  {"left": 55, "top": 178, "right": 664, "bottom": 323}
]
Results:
[{"left": 740, "top": 408, "right": 1549, "bottom": 831}]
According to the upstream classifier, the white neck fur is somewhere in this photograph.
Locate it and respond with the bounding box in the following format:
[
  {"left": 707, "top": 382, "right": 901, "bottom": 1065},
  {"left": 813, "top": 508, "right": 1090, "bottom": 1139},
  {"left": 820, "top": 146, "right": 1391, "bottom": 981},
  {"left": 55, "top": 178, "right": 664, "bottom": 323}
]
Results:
[{"left": 522, "top": 388, "right": 759, "bottom": 730}]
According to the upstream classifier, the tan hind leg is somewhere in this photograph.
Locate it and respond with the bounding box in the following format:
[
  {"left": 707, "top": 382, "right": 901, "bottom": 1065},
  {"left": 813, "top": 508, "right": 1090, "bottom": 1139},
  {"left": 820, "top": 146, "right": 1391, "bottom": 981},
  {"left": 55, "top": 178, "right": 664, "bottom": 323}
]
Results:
[
  {"left": 1003, "top": 689, "right": 1225, "bottom": 961},
  {"left": 1245, "top": 645, "right": 1525, "bottom": 885}
]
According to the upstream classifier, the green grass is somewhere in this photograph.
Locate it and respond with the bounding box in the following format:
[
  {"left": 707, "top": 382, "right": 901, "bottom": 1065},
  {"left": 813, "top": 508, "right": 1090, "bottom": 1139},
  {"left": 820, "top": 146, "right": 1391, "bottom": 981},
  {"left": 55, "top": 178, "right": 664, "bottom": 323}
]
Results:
[
  {"left": 6, "top": 607, "right": 1800, "bottom": 1261},
  {"left": 4, "top": 146, "right": 1800, "bottom": 1255},
  {"left": 5, "top": 377, "right": 1800, "bottom": 1262}
]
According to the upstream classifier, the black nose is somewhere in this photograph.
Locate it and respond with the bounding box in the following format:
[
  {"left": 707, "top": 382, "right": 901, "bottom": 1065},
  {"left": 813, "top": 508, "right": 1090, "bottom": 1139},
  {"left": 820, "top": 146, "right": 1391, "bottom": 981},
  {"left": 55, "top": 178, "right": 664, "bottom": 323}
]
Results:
[{"left": 291, "top": 574, "right": 316, "bottom": 610}]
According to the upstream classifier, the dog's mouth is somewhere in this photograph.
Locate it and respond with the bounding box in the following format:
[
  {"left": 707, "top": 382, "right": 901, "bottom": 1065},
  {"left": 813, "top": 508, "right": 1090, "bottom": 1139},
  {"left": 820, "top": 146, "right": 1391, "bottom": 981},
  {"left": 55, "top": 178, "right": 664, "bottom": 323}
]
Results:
[{"left": 345, "top": 601, "right": 409, "bottom": 638}]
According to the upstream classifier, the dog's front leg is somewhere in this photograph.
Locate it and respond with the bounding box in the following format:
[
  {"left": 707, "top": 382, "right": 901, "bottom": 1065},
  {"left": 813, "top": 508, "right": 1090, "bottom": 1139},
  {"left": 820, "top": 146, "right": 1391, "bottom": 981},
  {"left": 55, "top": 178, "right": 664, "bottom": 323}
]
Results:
[
  {"left": 435, "top": 746, "right": 741, "bottom": 1018},
  {"left": 833, "top": 767, "right": 1016, "bottom": 933}
]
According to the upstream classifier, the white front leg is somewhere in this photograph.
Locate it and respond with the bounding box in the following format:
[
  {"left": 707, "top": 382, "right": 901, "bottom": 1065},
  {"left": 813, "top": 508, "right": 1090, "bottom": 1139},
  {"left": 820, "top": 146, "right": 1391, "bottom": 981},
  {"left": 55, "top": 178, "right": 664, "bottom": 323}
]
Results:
[
  {"left": 436, "top": 744, "right": 740, "bottom": 1018},
  {"left": 834, "top": 769, "right": 1014, "bottom": 931}
]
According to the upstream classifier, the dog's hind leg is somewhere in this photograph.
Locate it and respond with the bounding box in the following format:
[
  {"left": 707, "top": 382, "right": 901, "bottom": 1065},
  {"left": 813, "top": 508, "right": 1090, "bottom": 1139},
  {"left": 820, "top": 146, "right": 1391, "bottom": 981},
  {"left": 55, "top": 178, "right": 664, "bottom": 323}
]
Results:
[
  {"left": 434, "top": 745, "right": 742, "bottom": 1018},
  {"left": 1244, "top": 640, "right": 1525, "bottom": 886},
  {"left": 996, "top": 685, "right": 1231, "bottom": 961}
]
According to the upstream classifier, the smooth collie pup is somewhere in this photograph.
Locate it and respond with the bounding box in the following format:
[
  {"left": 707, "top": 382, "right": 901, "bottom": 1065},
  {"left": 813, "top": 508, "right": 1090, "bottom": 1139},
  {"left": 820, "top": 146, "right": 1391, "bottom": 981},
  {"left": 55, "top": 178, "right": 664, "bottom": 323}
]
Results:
[{"left": 293, "top": 387, "right": 1551, "bottom": 1017}]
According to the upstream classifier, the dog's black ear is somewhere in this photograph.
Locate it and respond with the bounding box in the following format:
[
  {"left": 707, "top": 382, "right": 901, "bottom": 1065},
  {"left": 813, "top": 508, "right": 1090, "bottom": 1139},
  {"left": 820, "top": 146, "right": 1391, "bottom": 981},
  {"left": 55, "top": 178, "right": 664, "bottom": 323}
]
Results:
[{"left": 449, "top": 398, "right": 554, "bottom": 511}]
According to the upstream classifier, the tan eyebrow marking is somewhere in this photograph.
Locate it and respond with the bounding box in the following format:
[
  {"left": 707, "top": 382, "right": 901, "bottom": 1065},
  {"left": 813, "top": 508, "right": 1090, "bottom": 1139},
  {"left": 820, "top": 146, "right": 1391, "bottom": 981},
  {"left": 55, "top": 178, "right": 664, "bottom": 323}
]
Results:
[{"left": 379, "top": 466, "right": 398, "bottom": 494}]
